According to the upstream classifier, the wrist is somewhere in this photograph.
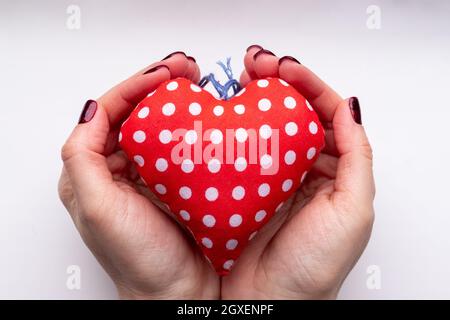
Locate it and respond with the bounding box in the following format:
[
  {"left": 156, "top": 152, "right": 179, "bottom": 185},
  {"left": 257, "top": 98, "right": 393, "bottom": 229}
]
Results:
[{"left": 116, "top": 281, "right": 219, "bottom": 300}]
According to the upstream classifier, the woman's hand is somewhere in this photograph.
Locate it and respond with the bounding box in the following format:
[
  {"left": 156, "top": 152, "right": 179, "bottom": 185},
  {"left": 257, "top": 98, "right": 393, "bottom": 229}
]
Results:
[
  {"left": 58, "top": 52, "right": 220, "bottom": 299},
  {"left": 221, "top": 46, "right": 375, "bottom": 299}
]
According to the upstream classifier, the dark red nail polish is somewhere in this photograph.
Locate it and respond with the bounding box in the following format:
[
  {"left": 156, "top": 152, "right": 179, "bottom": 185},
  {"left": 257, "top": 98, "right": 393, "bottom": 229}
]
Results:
[
  {"left": 143, "top": 64, "right": 169, "bottom": 75},
  {"left": 349, "top": 97, "right": 362, "bottom": 124},
  {"left": 161, "top": 51, "right": 186, "bottom": 61},
  {"left": 78, "top": 100, "right": 97, "bottom": 124},
  {"left": 246, "top": 44, "right": 263, "bottom": 52},
  {"left": 186, "top": 56, "right": 196, "bottom": 63},
  {"left": 253, "top": 49, "right": 275, "bottom": 61},
  {"left": 278, "top": 55, "right": 301, "bottom": 65}
]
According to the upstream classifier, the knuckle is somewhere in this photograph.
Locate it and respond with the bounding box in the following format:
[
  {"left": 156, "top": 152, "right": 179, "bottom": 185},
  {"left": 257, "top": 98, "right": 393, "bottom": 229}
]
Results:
[
  {"left": 61, "top": 141, "right": 78, "bottom": 162},
  {"left": 359, "top": 142, "right": 373, "bottom": 161}
]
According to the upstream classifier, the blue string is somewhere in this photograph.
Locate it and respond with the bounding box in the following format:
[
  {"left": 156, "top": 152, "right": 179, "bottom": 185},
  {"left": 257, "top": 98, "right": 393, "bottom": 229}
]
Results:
[{"left": 199, "top": 57, "right": 241, "bottom": 100}]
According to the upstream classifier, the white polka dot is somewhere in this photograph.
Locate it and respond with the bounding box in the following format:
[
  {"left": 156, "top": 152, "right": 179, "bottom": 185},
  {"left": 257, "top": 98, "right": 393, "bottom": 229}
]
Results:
[
  {"left": 188, "top": 102, "right": 201, "bottom": 116},
  {"left": 207, "top": 158, "right": 221, "bottom": 173},
  {"left": 309, "top": 121, "right": 318, "bottom": 134},
  {"left": 229, "top": 214, "right": 242, "bottom": 227},
  {"left": 138, "top": 107, "right": 150, "bottom": 119},
  {"left": 258, "top": 183, "right": 270, "bottom": 197},
  {"left": 260, "top": 154, "right": 273, "bottom": 169},
  {"left": 232, "top": 186, "right": 245, "bottom": 200},
  {"left": 179, "top": 186, "right": 192, "bottom": 199},
  {"left": 279, "top": 79, "right": 289, "bottom": 87},
  {"left": 234, "top": 157, "right": 247, "bottom": 172},
  {"left": 235, "top": 128, "right": 248, "bottom": 142},
  {"left": 285, "top": 122, "right": 298, "bottom": 136},
  {"left": 201, "top": 237, "right": 213, "bottom": 248},
  {"left": 257, "top": 79, "right": 269, "bottom": 88},
  {"left": 223, "top": 260, "right": 234, "bottom": 270},
  {"left": 210, "top": 129, "right": 223, "bottom": 144},
  {"left": 133, "top": 155, "right": 144, "bottom": 167},
  {"left": 249, "top": 231, "right": 258, "bottom": 240},
  {"left": 155, "top": 158, "right": 168, "bottom": 172},
  {"left": 159, "top": 130, "right": 172, "bottom": 144},
  {"left": 184, "top": 130, "right": 198, "bottom": 145},
  {"left": 213, "top": 105, "right": 224, "bottom": 116},
  {"left": 258, "top": 98, "right": 271, "bottom": 111},
  {"left": 226, "top": 239, "right": 238, "bottom": 250},
  {"left": 235, "top": 88, "right": 246, "bottom": 97},
  {"left": 284, "top": 150, "right": 296, "bottom": 165},
  {"left": 255, "top": 210, "right": 267, "bottom": 222},
  {"left": 166, "top": 81, "right": 178, "bottom": 91},
  {"left": 203, "top": 214, "right": 216, "bottom": 227},
  {"left": 179, "top": 210, "right": 190, "bottom": 221},
  {"left": 181, "top": 159, "right": 194, "bottom": 173},
  {"left": 307, "top": 147, "right": 317, "bottom": 160},
  {"left": 162, "top": 102, "right": 176, "bottom": 116},
  {"left": 205, "top": 187, "right": 218, "bottom": 201},
  {"left": 306, "top": 100, "right": 314, "bottom": 111},
  {"left": 282, "top": 179, "right": 293, "bottom": 192},
  {"left": 155, "top": 184, "right": 167, "bottom": 195},
  {"left": 284, "top": 96, "right": 296, "bottom": 109},
  {"left": 259, "top": 124, "right": 272, "bottom": 139},
  {"left": 133, "top": 130, "right": 146, "bottom": 143},
  {"left": 301, "top": 171, "right": 308, "bottom": 183},
  {"left": 276, "top": 202, "right": 284, "bottom": 212},
  {"left": 118, "top": 132, "right": 122, "bottom": 142},
  {"left": 190, "top": 83, "right": 202, "bottom": 92},
  {"left": 234, "top": 104, "right": 245, "bottom": 115}
]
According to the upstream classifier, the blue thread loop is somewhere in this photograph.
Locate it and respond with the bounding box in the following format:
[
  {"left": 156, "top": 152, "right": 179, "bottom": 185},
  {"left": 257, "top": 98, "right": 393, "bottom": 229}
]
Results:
[{"left": 199, "top": 58, "right": 241, "bottom": 100}]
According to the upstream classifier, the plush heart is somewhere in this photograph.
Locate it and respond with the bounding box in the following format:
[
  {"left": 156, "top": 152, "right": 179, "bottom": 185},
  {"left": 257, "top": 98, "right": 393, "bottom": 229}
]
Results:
[{"left": 119, "top": 77, "right": 324, "bottom": 275}]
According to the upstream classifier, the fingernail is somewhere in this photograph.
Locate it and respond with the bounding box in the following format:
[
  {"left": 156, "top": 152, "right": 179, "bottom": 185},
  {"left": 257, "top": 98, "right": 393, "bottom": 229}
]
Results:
[
  {"left": 278, "top": 55, "right": 301, "bottom": 65},
  {"left": 78, "top": 100, "right": 97, "bottom": 124},
  {"left": 161, "top": 51, "right": 186, "bottom": 61},
  {"left": 349, "top": 97, "right": 362, "bottom": 124},
  {"left": 246, "top": 44, "right": 263, "bottom": 52},
  {"left": 253, "top": 49, "right": 275, "bottom": 61},
  {"left": 143, "top": 64, "right": 169, "bottom": 75},
  {"left": 186, "top": 56, "right": 196, "bottom": 63}
]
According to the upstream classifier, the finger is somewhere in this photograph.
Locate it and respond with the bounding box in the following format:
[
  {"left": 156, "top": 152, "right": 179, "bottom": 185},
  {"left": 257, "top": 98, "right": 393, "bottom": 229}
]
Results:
[
  {"left": 239, "top": 70, "right": 252, "bottom": 87},
  {"left": 188, "top": 56, "right": 201, "bottom": 84},
  {"left": 253, "top": 49, "right": 279, "bottom": 78},
  {"left": 106, "top": 150, "right": 129, "bottom": 173},
  {"left": 244, "top": 45, "right": 263, "bottom": 79},
  {"left": 61, "top": 102, "right": 114, "bottom": 210},
  {"left": 100, "top": 52, "right": 190, "bottom": 125},
  {"left": 333, "top": 97, "right": 375, "bottom": 205},
  {"left": 310, "top": 153, "right": 338, "bottom": 179},
  {"left": 184, "top": 56, "right": 197, "bottom": 80},
  {"left": 278, "top": 57, "right": 343, "bottom": 123},
  {"left": 322, "top": 128, "right": 339, "bottom": 156}
]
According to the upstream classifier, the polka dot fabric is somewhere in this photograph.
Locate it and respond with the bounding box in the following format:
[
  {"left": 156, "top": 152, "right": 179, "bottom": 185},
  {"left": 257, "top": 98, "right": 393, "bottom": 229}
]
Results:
[{"left": 119, "top": 77, "right": 325, "bottom": 275}]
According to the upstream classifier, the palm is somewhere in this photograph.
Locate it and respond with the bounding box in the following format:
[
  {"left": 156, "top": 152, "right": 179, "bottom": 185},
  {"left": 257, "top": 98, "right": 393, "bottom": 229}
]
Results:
[{"left": 95, "top": 160, "right": 219, "bottom": 297}]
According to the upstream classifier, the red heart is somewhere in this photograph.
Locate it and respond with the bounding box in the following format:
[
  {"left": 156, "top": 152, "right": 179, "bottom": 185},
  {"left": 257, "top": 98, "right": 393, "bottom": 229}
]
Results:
[{"left": 119, "top": 77, "right": 324, "bottom": 275}]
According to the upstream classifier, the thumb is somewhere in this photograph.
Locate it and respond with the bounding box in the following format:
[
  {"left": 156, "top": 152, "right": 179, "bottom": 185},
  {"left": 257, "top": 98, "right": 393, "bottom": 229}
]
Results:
[
  {"left": 61, "top": 100, "right": 113, "bottom": 210},
  {"left": 333, "top": 97, "right": 375, "bottom": 206}
]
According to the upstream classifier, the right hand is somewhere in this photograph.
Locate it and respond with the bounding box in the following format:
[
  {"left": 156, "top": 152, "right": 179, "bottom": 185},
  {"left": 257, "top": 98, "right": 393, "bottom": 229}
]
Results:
[{"left": 58, "top": 52, "right": 220, "bottom": 299}]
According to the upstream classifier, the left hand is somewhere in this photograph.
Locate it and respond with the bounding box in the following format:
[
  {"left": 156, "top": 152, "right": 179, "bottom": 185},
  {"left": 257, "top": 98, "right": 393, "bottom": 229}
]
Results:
[{"left": 221, "top": 46, "right": 375, "bottom": 299}]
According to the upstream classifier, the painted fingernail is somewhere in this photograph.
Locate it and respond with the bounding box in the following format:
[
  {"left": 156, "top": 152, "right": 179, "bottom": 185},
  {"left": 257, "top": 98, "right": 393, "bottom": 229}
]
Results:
[
  {"left": 161, "top": 51, "right": 186, "bottom": 61},
  {"left": 143, "top": 64, "right": 169, "bottom": 75},
  {"left": 279, "top": 55, "right": 301, "bottom": 65},
  {"left": 78, "top": 100, "right": 97, "bottom": 124},
  {"left": 253, "top": 49, "right": 275, "bottom": 61},
  {"left": 349, "top": 97, "right": 362, "bottom": 124},
  {"left": 186, "top": 56, "right": 196, "bottom": 63},
  {"left": 246, "top": 44, "right": 263, "bottom": 52}
]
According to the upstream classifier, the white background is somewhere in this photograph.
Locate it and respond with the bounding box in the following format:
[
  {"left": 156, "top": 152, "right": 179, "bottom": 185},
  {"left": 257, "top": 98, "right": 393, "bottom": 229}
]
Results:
[{"left": 1, "top": 0, "right": 449, "bottom": 299}]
